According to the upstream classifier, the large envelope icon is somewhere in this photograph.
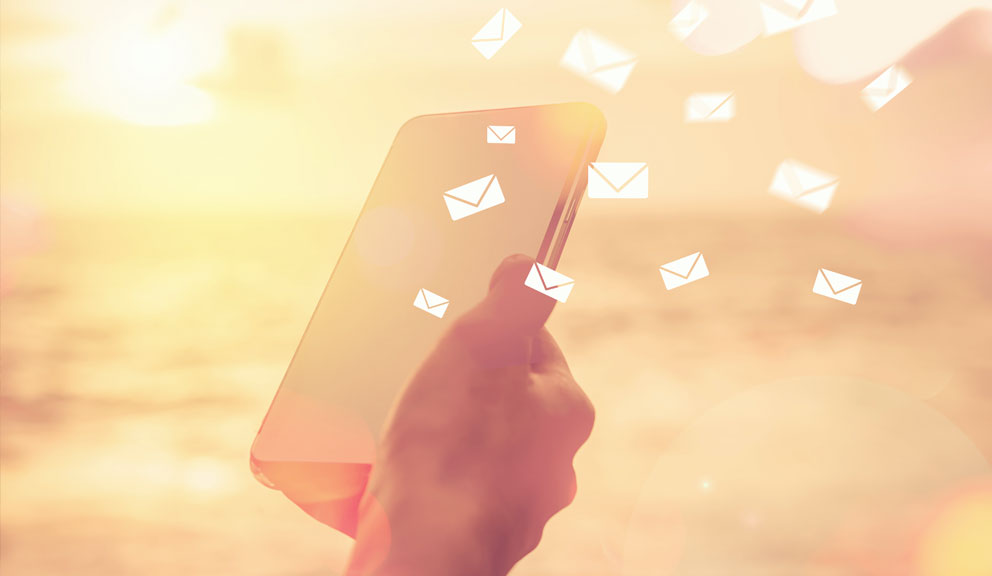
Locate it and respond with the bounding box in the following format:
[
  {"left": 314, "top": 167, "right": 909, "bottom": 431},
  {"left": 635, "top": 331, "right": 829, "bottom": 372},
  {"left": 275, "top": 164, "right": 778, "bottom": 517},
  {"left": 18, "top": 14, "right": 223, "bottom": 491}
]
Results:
[
  {"left": 588, "top": 162, "right": 649, "bottom": 199},
  {"left": 487, "top": 125, "right": 516, "bottom": 144},
  {"left": 812, "top": 268, "right": 861, "bottom": 305},
  {"left": 443, "top": 174, "right": 505, "bottom": 221},
  {"left": 760, "top": 0, "right": 837, "bottom": 36},
  {"left": 670, "top": 0, "right": 710, "bottom": 41},
  {"left": 769, "top": 159, "right": 839, "bottom": 214},
  {"left": 684, "top": 92, "right": 735, "bottom": 123},
  {"left": 560, "top": 29, "right": 637, "bottom": 94},
  {"left": 524, "top": 263, "right": 575, "bottom": 303},
  {"left": 861, "top": 65, "right": 912, "bottom": 112},
  {"left": 413, "top": 288, "right": 449, "bottom": 318},
  {"left": 659, "top": 252, "right": 709, "bottom": 290},
  {"left": 472, "top": 8, "right": 522, "bottom": 60}
]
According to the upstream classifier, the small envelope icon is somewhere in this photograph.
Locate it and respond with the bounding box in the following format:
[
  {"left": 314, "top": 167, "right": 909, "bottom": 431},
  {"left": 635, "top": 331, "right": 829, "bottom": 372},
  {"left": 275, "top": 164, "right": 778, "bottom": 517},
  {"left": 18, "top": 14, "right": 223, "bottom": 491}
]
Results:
[
  {"left": 760, "top": 0, "right": 837, "bottom": 36},
  {"left": 670, "top": 0, "right": 710, "bottom": 41},
  {"left": 862, "top": 66, "right": 912, "bottom": 112},
  {"left": 487, "top": 125, "right": 516, "bottom": 144},
  {"left": 560, "top": 29, "right": 637, "bottom": 94},
  {"left": 472, "top": 8, "right": 522, "bottom": 60},
  {"left": 769, "top": 159, "right": 839, "bottom": 214},
  {"left": 443, "top": 174, "right": 505, "bottom": 221},
  {"left": 812, "top": 268, "right": 861, "bottom": 305},
  {"left": 588, "top": 162, "right": 648, "bottom": 199},
  {"left": 524, "top": 263, "right": 575, "bottom": 303},
  {"left": 659, "top": 252, "right": 709, "bottom": 290},
  {"left": 414, "top": 288, "right": 449, "bottom": 318},
  {"left": 685, "top": 92, "right": 735, "bottom": 123}
]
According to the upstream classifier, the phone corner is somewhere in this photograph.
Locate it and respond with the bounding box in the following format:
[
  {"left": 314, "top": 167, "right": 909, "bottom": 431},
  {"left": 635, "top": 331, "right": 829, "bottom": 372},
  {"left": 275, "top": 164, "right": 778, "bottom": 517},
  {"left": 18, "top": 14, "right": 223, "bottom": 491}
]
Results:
[
  {"left": 248, "top": 442, "right": 278, "bottom": 489},
  {"left": 567, "top": 101, "right": 608, "bottom": 131}
]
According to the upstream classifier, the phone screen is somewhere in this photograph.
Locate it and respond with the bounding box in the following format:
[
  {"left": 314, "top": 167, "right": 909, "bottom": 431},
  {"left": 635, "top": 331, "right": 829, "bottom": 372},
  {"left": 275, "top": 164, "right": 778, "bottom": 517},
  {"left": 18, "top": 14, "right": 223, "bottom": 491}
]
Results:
[{"left": 250, "top": 103, "right": 605, "bottom": 531}]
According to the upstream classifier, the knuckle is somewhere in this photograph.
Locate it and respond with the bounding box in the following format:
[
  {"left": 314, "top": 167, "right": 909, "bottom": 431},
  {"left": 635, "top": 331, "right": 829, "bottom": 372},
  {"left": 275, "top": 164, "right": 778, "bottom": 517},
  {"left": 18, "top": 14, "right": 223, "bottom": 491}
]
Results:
[
  {"left": 558, "top": 466, "right": 578, "bottom": 508},
  {"left": 445, "top": 314, "right": 481, "bottom": 342},
  {"left": 537, "top": 467, "right": 578, "bottom": 520},
  {"left": 440, "top": 315, "right": 491, "bottom": 357},
  {"left": 519, "top": 525, "right": 545, "bottom": 556},
  {"left": 569, "top": 386, "right": 596, "bottom": 442}
]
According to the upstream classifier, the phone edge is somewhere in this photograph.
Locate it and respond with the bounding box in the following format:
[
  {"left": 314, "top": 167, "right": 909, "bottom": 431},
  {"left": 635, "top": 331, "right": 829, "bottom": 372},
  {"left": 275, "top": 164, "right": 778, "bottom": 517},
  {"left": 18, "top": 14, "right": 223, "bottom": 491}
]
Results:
[
  {"left": 249, "top": 102, "right": 607, "bottom": 486},
  {"left": 540, "top": 111, "right": 607, "bottom": 268}
]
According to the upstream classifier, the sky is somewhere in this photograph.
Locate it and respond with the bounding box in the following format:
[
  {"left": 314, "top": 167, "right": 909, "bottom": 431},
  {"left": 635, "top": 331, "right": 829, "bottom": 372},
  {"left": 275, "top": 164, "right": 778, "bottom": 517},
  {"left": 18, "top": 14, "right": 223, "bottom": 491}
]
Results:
[{"left": 1, "top": 1, "right": 990, "bottom": 219}]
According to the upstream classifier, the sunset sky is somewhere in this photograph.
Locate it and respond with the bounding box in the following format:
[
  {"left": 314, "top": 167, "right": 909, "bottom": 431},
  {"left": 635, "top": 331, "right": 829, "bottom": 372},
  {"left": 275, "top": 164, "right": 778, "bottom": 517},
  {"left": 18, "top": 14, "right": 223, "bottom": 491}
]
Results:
[{"left": 9, "top": 0, "right": 986, "bottom": 216}]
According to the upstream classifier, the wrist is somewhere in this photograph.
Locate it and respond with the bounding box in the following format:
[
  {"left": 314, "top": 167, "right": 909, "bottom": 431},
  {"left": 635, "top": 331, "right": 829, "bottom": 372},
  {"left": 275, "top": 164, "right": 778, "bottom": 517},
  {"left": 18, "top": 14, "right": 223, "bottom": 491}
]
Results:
[{"left": 345, "top": 477, "right": 514, "bottom": 576}]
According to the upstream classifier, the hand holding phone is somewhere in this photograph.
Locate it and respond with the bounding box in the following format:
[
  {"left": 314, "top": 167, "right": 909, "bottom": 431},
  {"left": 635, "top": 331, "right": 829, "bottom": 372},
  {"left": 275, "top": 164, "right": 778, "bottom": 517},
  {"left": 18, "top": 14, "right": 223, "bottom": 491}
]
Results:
[
  {"left": 250, "top": 103, "right": 606, "bottom": 535},
  {"left": 345, "top": 254, "right": 595, "bottom": 574}
]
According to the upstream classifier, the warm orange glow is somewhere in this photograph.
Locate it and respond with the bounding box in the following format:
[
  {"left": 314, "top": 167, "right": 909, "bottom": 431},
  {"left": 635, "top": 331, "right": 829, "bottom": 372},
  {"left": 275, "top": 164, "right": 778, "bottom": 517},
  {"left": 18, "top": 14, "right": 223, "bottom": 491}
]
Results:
[
  {"left": 2, "top": 1, "right": 990, "bottom": 574},
  {"left": 916, "top": 484, "right": 992, "bottom": 576}
]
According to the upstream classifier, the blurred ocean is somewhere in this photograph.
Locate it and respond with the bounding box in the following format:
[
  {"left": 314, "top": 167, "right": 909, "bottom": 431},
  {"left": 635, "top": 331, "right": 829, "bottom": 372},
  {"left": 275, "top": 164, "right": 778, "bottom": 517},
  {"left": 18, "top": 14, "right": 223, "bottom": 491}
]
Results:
[{"left": 1, "top": 214, "right": 990, "bottom": 575}]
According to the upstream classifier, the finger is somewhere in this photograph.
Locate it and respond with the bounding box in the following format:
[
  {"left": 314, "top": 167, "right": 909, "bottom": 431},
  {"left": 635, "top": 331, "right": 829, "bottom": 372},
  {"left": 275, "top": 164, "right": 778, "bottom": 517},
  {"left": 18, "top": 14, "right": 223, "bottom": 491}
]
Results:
[
  {"left": 477, "top": 254, "right": 556, "bottom": 339},
  {"left": 531, "top": 328, "right": 570, "bottom": 375},
  {"left": 567, "top": 384, "right": 596, "bottom": 449},
  {"left": 531, "top": 330, "right": 594, "bottom": 449},
  {"left": 443, "top": 255, "right": 556, "bottom": 369},
  {"left": 535, "top": 372, "right": 595, "bottom": 451}
]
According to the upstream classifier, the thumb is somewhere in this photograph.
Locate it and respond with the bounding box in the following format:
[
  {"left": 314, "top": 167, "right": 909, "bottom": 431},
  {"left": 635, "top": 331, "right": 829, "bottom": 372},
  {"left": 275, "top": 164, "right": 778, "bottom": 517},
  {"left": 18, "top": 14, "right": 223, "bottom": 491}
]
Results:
[
  {"left": 446, "top": 255, "right": 556, "bottom": 367},
  {"left": 475, "top": 254, "right": 556, "bottom": 339}
]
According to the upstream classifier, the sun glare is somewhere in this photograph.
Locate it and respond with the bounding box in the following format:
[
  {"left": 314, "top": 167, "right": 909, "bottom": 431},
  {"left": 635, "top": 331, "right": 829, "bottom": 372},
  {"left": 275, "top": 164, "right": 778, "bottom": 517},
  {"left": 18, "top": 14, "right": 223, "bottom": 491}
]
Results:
[
  {"left": 67, "top": 13, "right": 223, "bottom": 126},
  {"left": 915, "top": 484, "right": 992, "bottom": 576}
]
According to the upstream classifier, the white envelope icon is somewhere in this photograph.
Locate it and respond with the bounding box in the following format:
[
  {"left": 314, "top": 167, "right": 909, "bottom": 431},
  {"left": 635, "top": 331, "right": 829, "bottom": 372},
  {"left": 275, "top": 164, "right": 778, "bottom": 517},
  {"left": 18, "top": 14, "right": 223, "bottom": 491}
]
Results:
[
  {"left": 760, "top": 0, "right": 837, "bottom": 36},
  {"left": 487, "top": 125, "right": 516, "bottom": 144},
  {"left": 670, "top": 0, "right": 710, "bottom": 41},
  {"left": 588, "top": 162, "right": 648, "bottom": 199},
  {"left": 560, "top": 30, "right": 637, "bottom": 94},
  {"left": 472, "top": 8, "right": 522, "bottom": 60},
  {"left": 413, "top": 288, "right": 449, "bottom": 318},
  {"left": 659, "top": 252, "right": 709, "bottom": 290},
  {"left": 524, "top": 263, "right": 574, "bottom": 303},
  {"left": 443, "top": 174, "right": 505, "bottom": 221},
  {"left": 812, "top": 268, "right": 861, "bottom": 305},
  {"left": 768, "top": 159, "right": 839, "bottom": 214},
  {"left": 685, "top": 92, "right": 736, "bottom": 123},
  {"left": 861, "top": 66, "right": 912, "bottom": 112}
]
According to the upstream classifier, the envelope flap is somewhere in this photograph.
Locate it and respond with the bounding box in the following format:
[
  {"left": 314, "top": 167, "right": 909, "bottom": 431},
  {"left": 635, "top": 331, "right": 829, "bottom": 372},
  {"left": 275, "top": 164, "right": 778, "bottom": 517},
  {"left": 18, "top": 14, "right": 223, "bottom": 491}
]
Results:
[
  {"left": 590, "top": 162, "right": 647, "bottom": 191},
  {"left": 674, "top": 0, "right": 708, "bottom": 24},
  {"left": 579, "top": 30, "right": 636, "bottom": 71},
  {"left": 865, "top": 66, "right": 897, "bottom": 93},
  {"left": 760, "top": 1, "right": 806, "bottom": 33},
  {"left": 866, "top": 66, "right": 911, "bottom": 95},
  {"left": 444, "top": 175, "right": 496, "bottom": 206},
  {"left": 820, "top": 269, "right": 861, "bottom": 293},
  {"left": 660, "top": 252, "right": 701, "bottom": 278},
  {"left": 691, "top": 93, "right": 733, "bottom": 115},
  {"left": 488, "top": 125, "right": 515, "bottom": 140},
  {"left": 783, "top": 160, "right": 838, "bottom": 194},
  {"left": 473, "top": 8, "right": 507, "bottom": 42},
  {"left": 420, "top": 289, "right": 448, "bottom": 308},
  {"left": 762, "top": 0, "right": 814, "bottom": 18},
  {"left": 784, "top": 0, "right": 815, "bottom": 16},
  {"left": 536, "top": 263, "right": 574, "bottom": 290}
]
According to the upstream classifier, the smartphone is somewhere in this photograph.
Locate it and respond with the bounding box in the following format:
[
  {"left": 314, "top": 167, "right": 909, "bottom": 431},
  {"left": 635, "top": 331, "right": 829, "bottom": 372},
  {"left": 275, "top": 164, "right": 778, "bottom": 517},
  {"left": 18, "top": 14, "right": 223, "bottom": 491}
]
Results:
[{"left": 250, "top": 102, "right": 606, "bottom": 535}]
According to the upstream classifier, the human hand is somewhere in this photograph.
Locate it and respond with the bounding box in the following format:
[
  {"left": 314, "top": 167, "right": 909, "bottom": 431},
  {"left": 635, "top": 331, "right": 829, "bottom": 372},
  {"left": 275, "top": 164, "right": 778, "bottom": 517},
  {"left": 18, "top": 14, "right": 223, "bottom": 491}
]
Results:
[{"left": 344, "top": 255, "right": 595, "bottom": 576}]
